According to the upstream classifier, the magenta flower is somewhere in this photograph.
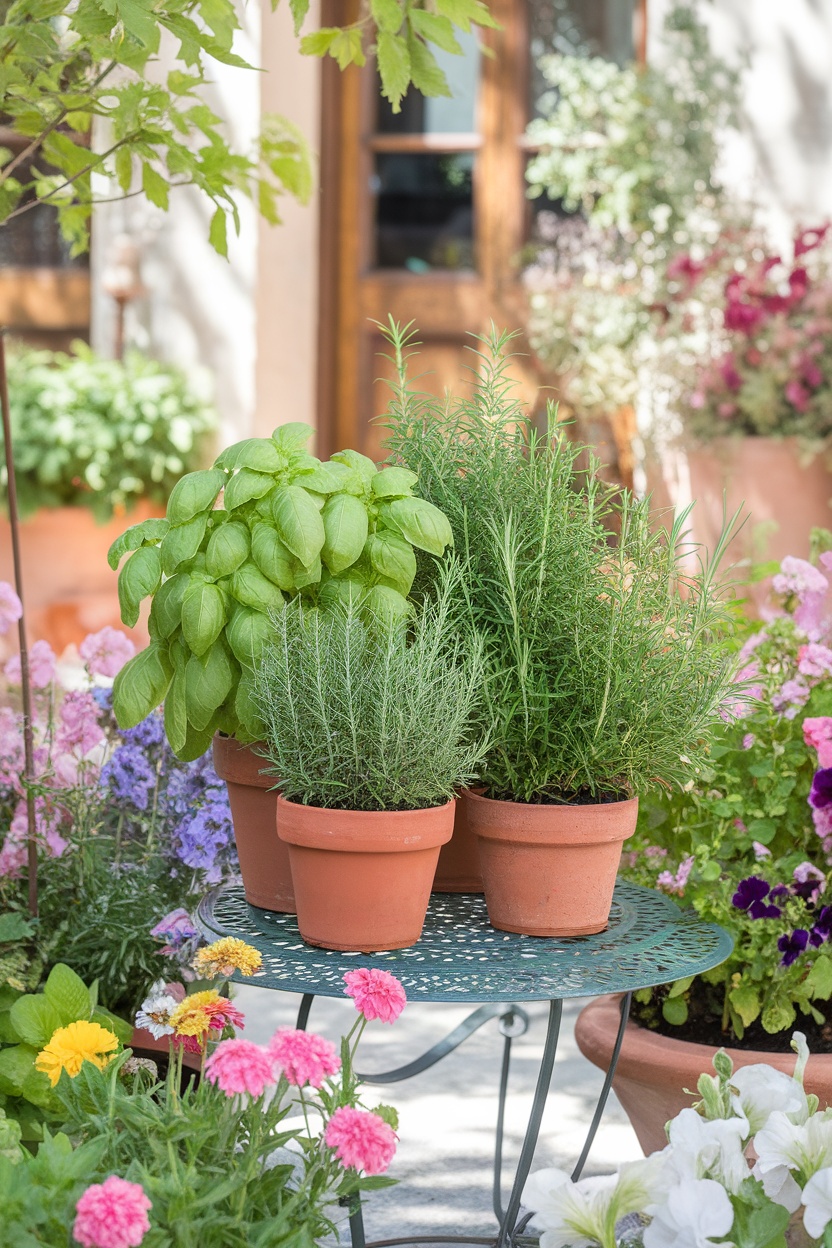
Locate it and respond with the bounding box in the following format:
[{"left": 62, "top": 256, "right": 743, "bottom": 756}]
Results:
[
  {"left": 798, "top": 645, "right": 832, "bottom": 678},
  {"left": 204, "top": 1038, "right": 275, "bottom": 1098},
  {"left": 267, "top": 1028, "right": 340, "bottom": 1088},
  {"left": 324, "top": 1106, "right": 398, "bottom": 1175},
  {"left": 804, "top": 717, "right": 832, "bottom": 768},
  {"left": 778, "top": 929, "right": 810, "bottom": 968},
  {"left": 4, "top": 638, "right": 56, "bottom": 689},
  {"left": 73, "top": 1175, "right": 151, "bottom": 1248},
  {"left": 344, "top": 968, "right": 407, "bottom": 1024},
  {"left": 79, "top": 627, "right": 136, "bottom": 679},
  {"left": 0, "top": 582, "right": 22, "bottom": 635},
  {"left": 810, "top": 768, "right": 832, "bottom": 810}
]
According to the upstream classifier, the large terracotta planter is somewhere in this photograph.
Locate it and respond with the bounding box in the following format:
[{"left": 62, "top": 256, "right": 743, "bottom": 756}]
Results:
[
  {"left": 463, "top": 790, "right": 639, "bottom": 937},
  {"left": 0, "top": 501, "right": 164, "bottom": 651},
  {"left": 277, "top": 795, "right": 454, "bottom": 952},
  {"left": 575, "top": 994, "right": 832, "bottom": 1155},
  {"left": 433, "top": 795, "right": 483, "bottom": 893},
  {"left": 212, "top": 735, "right": 295, "bottom": 913}
]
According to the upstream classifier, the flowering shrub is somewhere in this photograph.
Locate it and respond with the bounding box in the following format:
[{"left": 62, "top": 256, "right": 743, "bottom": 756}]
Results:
[
  {"left": 524, "top": 1036, "right": 832, "bottom": 1248},
  {"left": 622, "top": 546, "right": 832, "bottom": 1042}
]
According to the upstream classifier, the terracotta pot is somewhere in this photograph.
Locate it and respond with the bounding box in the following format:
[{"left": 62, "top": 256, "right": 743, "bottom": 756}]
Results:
[
  {"left": 463, "top": 790, "right": 639, "bottom": 937},
  {"left": 433, "top": 794, "right": 483, "bottom": 893},
  {"left": 276, "top": 794, "right": 455, "bottom": 952},
  {"left": 212, "top": 735, "right": 295, "bottom": 913},
  {"left": 0, "top": 501, "right": 164, "bottom": 651},
  {"left": 575, "top": 994, "right": 832, "bottom": 1155}
]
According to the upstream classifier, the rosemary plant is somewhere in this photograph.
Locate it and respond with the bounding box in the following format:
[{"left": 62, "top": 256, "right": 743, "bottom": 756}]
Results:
[
  {"left": 255, "top": 569, "right": 487, "bottom": 811},
  {"left": 382, "top": 321, "right": 740, "bottom": 804}
]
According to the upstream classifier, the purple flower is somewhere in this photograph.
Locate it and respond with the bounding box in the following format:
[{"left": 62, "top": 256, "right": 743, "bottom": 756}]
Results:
[
  {"left": 778, "top": 929, "right": 810, "bottom": 967},
  {"left": 792, "top": 861, "right": 826, "bottom": 902},
  {"left": 732, "top": 876, "right": 771, "bottom": 910},
  {"left": 101, "top": 743, "right": 157, "bottom": 811},
  {"left": 812, "top": 906, "right": 832, "bottom": 945},
  {"left": 151, "top": 908, "right": 199, "bottom": 958},
  {"left": 810, "top": 768, "right": 832, "bottom": 810},
  {"left": 121, "top": 713, "right": 167, "bottom": 752},
  {"left": 770, "top": 884, "right": 791, "bottom": 900},
  {"left": 176, "top": 795, "right": 233, "bottom": 871}
]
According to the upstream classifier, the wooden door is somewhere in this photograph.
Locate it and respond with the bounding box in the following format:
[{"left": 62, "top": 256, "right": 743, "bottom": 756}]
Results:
[{"left": 317, "top": 0, "right": 645, "bottom": 460}]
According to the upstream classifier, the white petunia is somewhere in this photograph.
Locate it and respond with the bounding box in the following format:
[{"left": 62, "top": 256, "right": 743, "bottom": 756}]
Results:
[
  {"left": 643, "top": 1179, "right": 735, "bottom": 1248},
  {"left": 751, "top": 1161, "right": 803, "bottom": 1213},
  {"left": 803, "top": 1167, "right": 832, "bottom": 1238},
  {"left": 755, "top": 1110, "right": 832, "bottom": 1180},
  {"left": 730, "top": 1064, "right": 809, "bottom": 1134},
  {"left": 666, "top": 1108, "right": 748, "bottom": 1194},
  {"left": 523, "top": 1155, "right": 667, "bottom": 1248}
]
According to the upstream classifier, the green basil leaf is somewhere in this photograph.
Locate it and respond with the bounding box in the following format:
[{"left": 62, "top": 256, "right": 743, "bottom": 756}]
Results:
[
  {"left": 43, "top": 965, "right": 90, "bottom": 1026},
  {"left": 388, "top": 496, "right": 453, "bottom": 556},
  {"left": 250, "top": 523, "right": 296, "bottom": 591},
  {"left": 164, "top": 665, "right": 189, "bottom": 756},
  {"left": 214, "top": 439, "right": 259, "bottom": 470},
  {"left": 322, "top": 492, "right": 370, "bottom": 574},
  {"left": 107, "top": 517, "right": 170, "bottom": 570},
  {"left": 361, "top": 584, "right": 412, "bottom": 625},
  {"left": 224, "top": 468, "right": 276, "bottom": 511},
  {"left": 318, "top": 574, "right": 366, "bottom": 610},
  {"left": 230, "top": 562, "right": 285, "bottom": 613},
  {"left": 160, "top": 512, "right": 209, "bottom": 576},
  {"left": 113, "top": 643, "right": 174, "bottom": 729},
  {"left": 181, "top": 581, "right": 227, "bottom": 657},
  {"left": 205, "top": 521, "right": 251, "bottom": 578},
  {"left": 293, "top": 555, "right": 322, "bottom": 589},
  {"left": 295, "top": 460, "right": 358, "bottom": 495},
  {"left": 332, "top": 448, "right": 378, "bottom": 486},
  {"left": 235, "top": 670, "right": 264, "bottom": 740},
  {"left": 233, "top": 439, "right": 284, "bottom": 473},
  {"left": 118, "top": 546, "right": 162, "bottom": 628},
  {"left": 227, "top": 606, "right": 274, "bottom": 667},
  {"left": 365, "top": 530, "right": 417, "bottom": 595},
  {"left": 272, "top": 421, "right": 314, "bottom": 452},
  {"left": 271, "top": 485, "right": 326, "bottom": 567},
  {"left": 370, "top": 466, "right": 418, "bottom": 499},
  {"left": 185, "top": 646, "right": 237, "bottom": 732},
  {"left": 148, "top": 573, "right": 188, "bottom": 640},
  {"left": 178, "top": 720, "right": 219, "bottom": 763},
  {"left": 166, "top": 468, "right": 226, "bottom": 525}
]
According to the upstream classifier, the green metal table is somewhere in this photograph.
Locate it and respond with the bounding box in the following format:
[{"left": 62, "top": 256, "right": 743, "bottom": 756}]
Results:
[{"left": 196, "top": 882, "right": 732, "bottom": 1248}]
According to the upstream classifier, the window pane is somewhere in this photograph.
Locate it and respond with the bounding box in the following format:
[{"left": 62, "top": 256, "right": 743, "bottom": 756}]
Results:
[
  {"left": 528, "top": 0, "right": 636, "bottom": 116},
  {"left": 377, "top": 29, "right": 480, "bottom": 135},
  {"left": 373, "top": 152, "right": 475, "bottom": 271}
]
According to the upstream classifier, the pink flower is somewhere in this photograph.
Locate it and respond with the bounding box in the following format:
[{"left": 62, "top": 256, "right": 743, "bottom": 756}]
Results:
[
  {"left": 656, "top": 855, "right": 695, "bottom": 897},
  {"left": 267, "top": 1028, "right": 340, "bottom": 1087},
  {"left": 0, "top": 582, "right": 22, "bottom": 635},
  {"left": 753, "top": 841, "right": 771, "bottom": 860},
  {"left": 324, "top": 1106, "right": 397, "bottom": 1175},
  {"left": 799, "top": 644, "right": 832, "bottom": 678},
  {"left": 344, "top": 968, "right": 407, "bottom": 1024},
  {"left": 773, "top": 557, "right": 828, "bottom": 603},
  {"left": 57, "top": 690, "right": 106, "bottom": 755},
  {"left": 73, "top": 1175, "right": 151, "bottom": 1248},
  {"left": 772, "top": 678, "right": 811, "bottom": 719},
  {"left": 79, "top": 627, "right": 136, "bottom": 679},
  {"left": 204, "top": 1038, "right": 275, "bottom": 1098},
  {"left": 4, "top": 639, "right": 56, "bottom": 689},
  {"left": 785, "top": 379, "right": 811, "bottom": 413},
  {"left": 804, "top": 717, "right": 832, "bottom": 767},
  {"left": 742, "top": 733, "right": 756, "bottom": 750}
]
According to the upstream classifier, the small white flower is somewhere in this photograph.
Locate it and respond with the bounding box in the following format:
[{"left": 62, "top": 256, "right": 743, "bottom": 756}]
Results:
[
  {"left": 803, "top": 1167, "right": 832, "bottom": 1238},
  {"left": 730, "top": 1064, "right": 809, "bottom": 1134},
  {"left": 523, "top": 1156, "right": 667, "bottom": 1248},
  {"left": 666, "top": 1108, "right": 748, "bottom": 1194},
  {"left": 643, "top": 1179, "right": 734, "bottom": 1248},
  {"left": 751, "top": 1161, "right": 802, "bottom": 1213},
  {"left": 755, "top": 1110, "right": 832, "bottom": 1180},
  {"left": 135, "top": 980, "right": 179, "bottom": 1040}
]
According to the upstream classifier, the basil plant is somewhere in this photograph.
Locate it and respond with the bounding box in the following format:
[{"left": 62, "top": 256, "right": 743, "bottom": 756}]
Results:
[{"left": 108, "top": 423, "right": 453, "bottom": 759}]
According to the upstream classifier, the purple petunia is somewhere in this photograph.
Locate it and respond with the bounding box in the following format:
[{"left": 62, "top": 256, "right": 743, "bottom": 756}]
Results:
[
  {"left": 732, "top": 876, "right": 782, "bottom": 920},
  {"left": 811, "top": 905, "right": 832, "bottom": 947},
  {"left": 778, "top": 929, "right": 810, "bottom": 967},
  {"left": 809, "top": 768, "right": 832, "bottom": 810}
]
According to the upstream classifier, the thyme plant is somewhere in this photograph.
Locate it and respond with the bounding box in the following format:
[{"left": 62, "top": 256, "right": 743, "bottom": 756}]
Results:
[
  {"left": 383, "top": 322, "right": 740, "bottom": 804},
  {"left": 255, "top": 570, "right": 486, "bottom": 811}
]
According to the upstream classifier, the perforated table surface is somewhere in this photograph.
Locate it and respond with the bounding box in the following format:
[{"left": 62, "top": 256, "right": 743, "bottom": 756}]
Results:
[{"left": 196, "top": 881, "right": 732, "bottom": 1003}]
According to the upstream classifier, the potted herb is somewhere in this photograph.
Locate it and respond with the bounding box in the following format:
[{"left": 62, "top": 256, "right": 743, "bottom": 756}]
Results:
[
  {"left": 384, "top": 324, "right": 738, "bottom": 938},
  {"left": 577, "top": 546, "right": 832, "bottom": 1153},
  {"left": 254, "top": 575, "right": 486, "bottom": 951},
  {"left": 107, "top": 425, "right": 453, "bottom": 912}
]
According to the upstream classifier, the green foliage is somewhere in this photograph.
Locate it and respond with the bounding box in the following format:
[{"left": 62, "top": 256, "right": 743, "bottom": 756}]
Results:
[
  {"left": 110, "top": 424, "right": 453, "bottom": 753},
  {"left": 0, "top": 1131, "right": 108, "bottom": 1246},
  {"left": 255, "top": 567, "right": 487, "bottom": 810},
  {"left": 1, "top": 345, "right": 214, "bottom": 521},
  {"left": 383, "top": 321, "right": 739, "bottom": 802}
]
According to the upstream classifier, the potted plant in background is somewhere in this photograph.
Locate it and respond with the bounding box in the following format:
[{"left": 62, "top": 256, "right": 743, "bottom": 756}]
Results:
[
  {"left": 576, "top": 542, "right": 832, "bottom": 1153},
  {"left": 384, "top": 323, "right": 739, "bottom": 938},
  {"left": 254, "top": 571, "right": 486, "bottom": 952},
  {"left": 0, "top": 344, "right": 215, "bottom": 651},
  {"left": 107, "top": 423, "right": 453, "bottom": 913}
]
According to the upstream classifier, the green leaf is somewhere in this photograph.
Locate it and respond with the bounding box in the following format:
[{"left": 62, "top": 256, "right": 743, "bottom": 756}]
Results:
[
  {"left": 365, "top": 530, "right": 416, "bottom": 594},
  {"left": 167, "top": 468, "right": 226, "bottom": 525},
  {"left": 148, "top": 573, "right": 188, "bottom": 639},
  {"left": 206, "top": 521, "right": 251, "bottom": 578},
  {"left": 361, "top": 584, "right": 411, "bottom": 625},
  {"left": 661, "top": 996, "right": 688, "bottom": 1026},
  {"left": 761, "top": 999, "right": 796, "bottom": 1035},
  {"left": 227, "top": 606, "right": 274, "bottom": 667},
  {"left": 141, "top": 161, "right": 169, "bottom": 209},
  {"left": 371, "top": 0, "right": 404, "bottom": 34},
  {"left": 251, "top": 524, "right": 296, "bottom": 591},
  {"left": 321, "top": 493, "right": 369, "bottom": 575},
  {"left": 806, "top": 955, "right": 832, "bottom": 1000},
  {"left": 112, "top": 643, "right": 174, "bottom": 729},
  {"left": 273, "top": 422, "right": 315, "bottom": 452},
  {"left": 406, "top": 33, "right": 450, "bottom": 97},
  {"left": 728, "top": 984, "right": 761, "bottom": 1028},
  {"left": 181, "top": 581, "right": 227, "bottom": 657},
  {"left": 186, "top": 646, "right": 236, "bottom": 731},
  {"left": 9, "top": 995, "right": 62, "bottom": 1049},
  {"left": 234, "top": 439, "right": 284, "bottom": 473},
  {"left": 388, "top": 497, "right": 453, "bottom": 556},
  {"left": 224, "top": 468, "right": 275, "bottom": 510},
  {"left": 332, "top": 448, "right": 378, "bottom": 485},
  {"left": 209, "top": 206, "right": 228, "bottom": 257},
  {"left": 371, "top": 467, "right": 418, "bottom": 499},
  {"left": 165, "top": 665, "right": 189, "bottom": 756},
  {"left": 296, "top": 461, "right": 358, "bottom": 494},
  {"left": 666, "top": 975, "right": 694, "bottom": 999},
  {"left": 117, "top": 0, "right": 162, "bottom": 48},
  {"left": 318, "top": 574, "right": 366, "bottom": 610},
  {"left": 0, "top": 1045, "right": 38, "bottom": 1097},
  {"left": 730, "top": 1180, "right": 790, "bottom": 1248},
  {"left": 376, "top": 31, "right": 411, "bottom": 111},
  {"left": 0, "top": 914, "right": 35, "bottom": 944},
  {"left": 435, "top": 0, "right": 500, "bottom": 31},
  {"left": 43, "top": 966, "right": 90, "bottom": 1026},
  {"left": 293, "top": 555, "right": 322, "bottom": 588},
  {"left": 160, "top": 513, "right": 210, "bottom": 576},
  {"left": 299, "top": 27, "right": 340, "bottom": 56},
  {"left": 118, "top": 545, "right": 162, "bottom": 628},
  {"left": 289, "top": 0, "right": 310, "bottom": 34},
  {"left": 235, "top": 670, "right": 264, "bottom": 739},
  {"left": 271, "top": 486, "right": 326, "bottom": 567},
  {"left": 107, "top": 517, "right": 170, "bottom": 570},
  {"left": 408, "top": 9, "right": 461, "bottom": 53},
  {"left": 91, "top": 1007, "right": 132, "bottom": 1045},
  {"left": 329, "top": 26, "right": 366, "bottom": 69},
  {"left": 229, "top": 562, "right": 285, "bottom": 613}
]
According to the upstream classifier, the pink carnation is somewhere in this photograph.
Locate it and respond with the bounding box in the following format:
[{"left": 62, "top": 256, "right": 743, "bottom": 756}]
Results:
[
  {"left": 324, "top": 1106, "right": 397, "bottom": 1175},
  {"left": 73, "top": 1175, "right": 151, "bottom": 1248},
  {"left": 0, "top": 582, "right": 22, "bottom": 635},
  {"left": 267, "top": 1028, "right": 340, "bottom": 1087},
  {"left": 57, "top": 690, "right": 106, "bottom": 755},
  {"left": 344, "top": 968, "right": 407, "bottom": 1024},
  {"left": 204, "top": 1038, "right": 275, "bottom": 1098},
  {"left": 4, "top": 639, "right": 56, "bottom": 689},
  {"left": 804, "top": 717, "right": 832, "bottom": 768},
  {"left": 79, "top": 627, "right": 136, "bottom": 679}
]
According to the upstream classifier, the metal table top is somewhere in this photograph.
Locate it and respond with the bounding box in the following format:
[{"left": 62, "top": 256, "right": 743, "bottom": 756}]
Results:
[{"left": 196, "top": 882, "right": 732, "bottom": 1003}]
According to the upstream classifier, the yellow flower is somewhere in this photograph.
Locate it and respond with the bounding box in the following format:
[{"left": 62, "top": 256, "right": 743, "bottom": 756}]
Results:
[
  {"left": 170, "top": 1005, "right": 212, "bottom": 1038},
  {"left": 35, "top": 1021, "right": 119, "bottom": 1087},
  {"left": 193, "top": 938, "right": 262, "bottom": 979}
]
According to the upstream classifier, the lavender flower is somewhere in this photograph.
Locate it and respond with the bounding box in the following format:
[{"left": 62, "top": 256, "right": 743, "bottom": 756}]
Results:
[
  {"left": 120, "top": 713, "right": 167, "bottom": 752},
  {"left": 177, "top": 795, "right": 233, "bottom": 871},
  {"left": 101, "top": 743, "right": 157, "bottom": 812}
]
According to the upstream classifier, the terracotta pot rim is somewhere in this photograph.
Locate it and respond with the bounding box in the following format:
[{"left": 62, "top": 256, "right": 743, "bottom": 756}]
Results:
[
  {"left": 462, "top": 789, "right": 638, "bottom": 846},
  {"left": 212, "top": 734, "right": 275, "bottom": 790},
  {"left": 277, "top": 795, "right": 455, "bottom": 854},
  {"left": 277, "top": 794, "right": 455, "bottom": 818},
  {"left": 462, "top": 789, "right": 638, "bottom": 810}
]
